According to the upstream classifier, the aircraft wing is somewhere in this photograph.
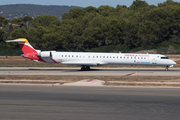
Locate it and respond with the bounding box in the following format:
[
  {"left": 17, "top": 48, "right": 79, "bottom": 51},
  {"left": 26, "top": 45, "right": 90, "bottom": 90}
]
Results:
[{"left": 61, "top": 61, "right": 107, "bottom": 66}]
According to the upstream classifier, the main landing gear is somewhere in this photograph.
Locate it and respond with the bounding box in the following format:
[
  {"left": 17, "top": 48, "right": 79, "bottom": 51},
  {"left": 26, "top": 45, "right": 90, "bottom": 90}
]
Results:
[
  {"left": 81, "top": 66, "right": 90, "bottom": 71},
  {"left": 165, "top": 66, "right": 169, "bottom": 71}
]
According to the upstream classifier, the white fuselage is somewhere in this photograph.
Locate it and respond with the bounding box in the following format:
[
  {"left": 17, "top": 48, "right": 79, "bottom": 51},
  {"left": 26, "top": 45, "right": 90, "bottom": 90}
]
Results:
[
  {"left": 6, "top": 38, "right": 176, "bottom": 69},
  {"left": 42, "top": 52, "right": 176, "bottom": 67}
]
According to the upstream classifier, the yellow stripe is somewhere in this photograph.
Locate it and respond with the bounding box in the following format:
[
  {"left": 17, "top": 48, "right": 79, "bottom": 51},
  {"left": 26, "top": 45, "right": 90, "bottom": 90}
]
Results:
[
  {"left": 29, "top": 72, "right": 42, "bottom": 75},
  {"left": 130, "top": 72, "right": 140, "bottom": 76},
  {"left": 14, "top": 38, "right": 30, "bottom": 45}
]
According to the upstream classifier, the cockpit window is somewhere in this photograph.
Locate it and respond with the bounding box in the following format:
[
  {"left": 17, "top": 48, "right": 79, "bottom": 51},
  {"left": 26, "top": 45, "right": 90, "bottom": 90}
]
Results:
[{"left": 161, "top": 57, "right": 169, "bottom": 59}]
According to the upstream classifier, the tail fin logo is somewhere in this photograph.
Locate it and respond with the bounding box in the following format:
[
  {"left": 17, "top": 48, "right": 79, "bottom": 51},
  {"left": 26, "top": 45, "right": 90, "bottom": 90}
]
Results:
[{"left": 6, "top": 38, "right": 37, "bottom": 54}]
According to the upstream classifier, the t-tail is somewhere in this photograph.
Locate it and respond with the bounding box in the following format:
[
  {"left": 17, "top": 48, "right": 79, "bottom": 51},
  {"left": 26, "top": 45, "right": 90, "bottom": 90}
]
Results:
[{"left": 6, "top": 38, "right": 45, "bottom": 62}]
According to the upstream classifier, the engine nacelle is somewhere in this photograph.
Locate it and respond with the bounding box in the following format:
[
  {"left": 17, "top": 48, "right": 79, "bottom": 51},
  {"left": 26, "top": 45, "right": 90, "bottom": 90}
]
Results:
[
  {"left": 36, "top": 51, "right": 56, "bottom": 58},
  {"left": 40, "top": 51, "right": 52, "bottom": 58}
]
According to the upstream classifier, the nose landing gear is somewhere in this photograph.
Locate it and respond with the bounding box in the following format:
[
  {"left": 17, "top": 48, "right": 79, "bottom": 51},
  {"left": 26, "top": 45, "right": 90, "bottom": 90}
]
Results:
[
  {"left": 81, "top": 66, "right": 90, "bottom": 71},
  {"left": 165, "top": 66, "right": 169, "bottom": 71}
]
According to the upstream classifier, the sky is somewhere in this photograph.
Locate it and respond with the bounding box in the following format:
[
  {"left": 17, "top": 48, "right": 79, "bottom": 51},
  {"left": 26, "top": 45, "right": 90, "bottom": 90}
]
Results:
[{"left": 0, "top": 0, "right": 180, "bottom": 8}]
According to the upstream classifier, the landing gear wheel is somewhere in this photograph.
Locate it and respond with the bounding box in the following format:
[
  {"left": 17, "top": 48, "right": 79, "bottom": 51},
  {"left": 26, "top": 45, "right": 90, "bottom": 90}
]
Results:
[
  {"left": 81, "top": 66, "right": 85, "bottom": 71},
  {"left": 86, "top": 66, "right": 90, "bottom": 71},
  {"left": 81, "top": 66, "right": 90, "bottom": 71},
  {"left": 165, "top": 66, "right": 169, "bottom": 71}
]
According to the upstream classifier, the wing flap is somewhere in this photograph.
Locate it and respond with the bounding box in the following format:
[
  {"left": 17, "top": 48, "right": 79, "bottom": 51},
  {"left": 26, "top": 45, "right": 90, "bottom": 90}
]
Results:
[
  {"left": 61, "top": 61, "right": 108, "bottom": 66},
  {"left": 61, "top": 61, "right": 97, "bottom": 66}
]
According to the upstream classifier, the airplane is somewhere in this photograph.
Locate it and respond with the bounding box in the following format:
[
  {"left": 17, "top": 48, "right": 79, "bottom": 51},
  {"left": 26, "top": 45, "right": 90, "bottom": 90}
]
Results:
[{"left": 6, "top": 38, "right": 176, "bottom": 71}]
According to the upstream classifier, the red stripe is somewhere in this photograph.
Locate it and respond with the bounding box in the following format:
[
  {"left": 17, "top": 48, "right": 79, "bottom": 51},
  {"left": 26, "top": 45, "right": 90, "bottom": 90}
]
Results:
[{"left": 50, "top": 58, "right": 59, "bottom": 64}]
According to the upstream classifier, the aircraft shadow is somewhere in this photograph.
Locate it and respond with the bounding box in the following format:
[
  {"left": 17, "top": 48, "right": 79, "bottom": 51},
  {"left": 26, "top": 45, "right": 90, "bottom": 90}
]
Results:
[
  {"left": 27, "top": 68, "right": 180, "bottom": 72},
  {"left": 0, "top": 68, "right": 180, "bottom": 72}
]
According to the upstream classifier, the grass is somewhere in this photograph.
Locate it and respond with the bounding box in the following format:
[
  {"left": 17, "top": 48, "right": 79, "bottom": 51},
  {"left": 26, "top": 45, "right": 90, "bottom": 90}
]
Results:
[{"left": 1, "top": 75, "right": 180, "bottom": 86}]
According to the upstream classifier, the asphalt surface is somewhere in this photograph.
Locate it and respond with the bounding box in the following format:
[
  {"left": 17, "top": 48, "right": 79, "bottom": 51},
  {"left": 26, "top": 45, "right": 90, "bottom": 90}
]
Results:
[
  {"left": 1, "top": 67, "right": 180, "bottom": 76},
  {"left": 0, "top": 85, "right": 180, "bottom": 120}
]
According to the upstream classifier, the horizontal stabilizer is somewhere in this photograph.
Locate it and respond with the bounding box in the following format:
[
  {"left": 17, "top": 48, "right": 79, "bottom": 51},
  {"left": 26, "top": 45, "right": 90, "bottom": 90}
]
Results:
[
  {"left": 6, "top": 40, "right": 26, "bottom": 43},
  {"left": 6, "top": 38, "right": 30, "bottom": 45}
]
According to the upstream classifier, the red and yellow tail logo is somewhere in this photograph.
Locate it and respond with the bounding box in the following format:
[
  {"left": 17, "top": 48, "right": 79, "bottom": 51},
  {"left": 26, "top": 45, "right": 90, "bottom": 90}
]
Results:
[
  {"left": 6, "top": 38, "right": 45, "bottom": 62},
  {"left": 6, "top": 38, "right": 37, "bottom": 55}
]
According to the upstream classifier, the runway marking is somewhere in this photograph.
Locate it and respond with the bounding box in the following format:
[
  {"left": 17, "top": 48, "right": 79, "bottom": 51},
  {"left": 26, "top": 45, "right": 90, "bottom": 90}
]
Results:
[
  {"left": 79, "top": 79, "right": 99, "bottom": 83},
  {"left": 130, "top": 72, "right": 140, "bottom": 76},
  {"left": 126, "top": 72, "right": 140, "bottom": 76},
  {"left": 29, "top": 72, "right": 42, "bottom": 75}
]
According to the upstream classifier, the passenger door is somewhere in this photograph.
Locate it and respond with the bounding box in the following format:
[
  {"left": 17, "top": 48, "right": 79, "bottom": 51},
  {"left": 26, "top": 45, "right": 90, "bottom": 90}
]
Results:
[{"left": 152, "top": 57, "right": 157, "bottom": 64}]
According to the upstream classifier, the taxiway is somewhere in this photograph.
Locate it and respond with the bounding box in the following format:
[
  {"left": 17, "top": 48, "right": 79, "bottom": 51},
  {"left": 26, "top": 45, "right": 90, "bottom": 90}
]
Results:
[
  {"left": 0, "top": 85, "right": 180, "bottom": 120},
  {"left": 0, "top": 67, "right": 180, "bottom": 76}
]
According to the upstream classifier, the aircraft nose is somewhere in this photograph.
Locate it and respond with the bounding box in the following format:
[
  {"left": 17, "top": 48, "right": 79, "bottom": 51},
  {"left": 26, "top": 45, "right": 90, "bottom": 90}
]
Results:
[{"left": 172, "top": 61, "right": 177, "bottom": 65}]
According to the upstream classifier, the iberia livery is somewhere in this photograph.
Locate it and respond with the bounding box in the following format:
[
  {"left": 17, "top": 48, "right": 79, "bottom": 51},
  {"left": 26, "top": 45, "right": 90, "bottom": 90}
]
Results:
[{"left": 6, "top": 38, "right": 176, "bottom": 71}]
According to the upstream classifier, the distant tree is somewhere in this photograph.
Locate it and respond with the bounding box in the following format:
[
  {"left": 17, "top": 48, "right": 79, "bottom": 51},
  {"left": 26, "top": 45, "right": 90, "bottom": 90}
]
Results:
[
  {"left": 10, "top": 18, "right": 24, "bottom": 26},
  {"left": 9, "top": 28, "right": 28, "bottom": 39},
  {"left": 33, "top": 15, "right": 59, "bottom": 27},
  {"left": 0, "top": 29, "right": 6, "bottom": 43},
  {"left": 0, "top": 15, "right": 8, "bottom": 27},
  {"left": 129, "top": 0, "right": 149, "bottom": 10},
  {"left": 98, "top": 5, "right": 115, "bottom": 16},
  {"left": 69, "top": 8, "right": 87, "bottom": 19},
  {"left": 84, "top": 6, "right": 98, "bottom": 13}
]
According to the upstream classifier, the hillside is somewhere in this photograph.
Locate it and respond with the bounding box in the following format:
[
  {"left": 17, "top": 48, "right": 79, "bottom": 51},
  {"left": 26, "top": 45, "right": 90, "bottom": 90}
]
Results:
[{"left": 0, "top": 4, "right": 81, "bottom": 20}]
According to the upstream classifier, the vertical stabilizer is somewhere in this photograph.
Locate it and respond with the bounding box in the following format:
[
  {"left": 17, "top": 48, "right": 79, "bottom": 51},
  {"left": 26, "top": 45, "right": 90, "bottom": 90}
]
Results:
[{"left": 6, "top": 38, "right": 37, "bottom": 54}]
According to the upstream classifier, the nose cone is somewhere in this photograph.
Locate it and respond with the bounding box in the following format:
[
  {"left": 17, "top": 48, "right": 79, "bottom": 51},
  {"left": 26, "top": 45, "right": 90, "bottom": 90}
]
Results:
[{"left": 172, "top": 61, "right": 177, "bottom": 65}]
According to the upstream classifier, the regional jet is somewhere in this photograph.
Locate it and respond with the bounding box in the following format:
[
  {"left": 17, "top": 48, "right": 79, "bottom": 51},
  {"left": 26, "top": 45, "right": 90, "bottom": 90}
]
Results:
[{"left": 6, "top": 38, "right": 176, "bottom": 71}]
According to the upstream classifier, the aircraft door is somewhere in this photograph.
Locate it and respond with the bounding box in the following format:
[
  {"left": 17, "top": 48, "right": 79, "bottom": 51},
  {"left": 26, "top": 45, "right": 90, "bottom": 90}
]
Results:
[{"left": 152, "top": 58, "right": 157, "bottom": 64}]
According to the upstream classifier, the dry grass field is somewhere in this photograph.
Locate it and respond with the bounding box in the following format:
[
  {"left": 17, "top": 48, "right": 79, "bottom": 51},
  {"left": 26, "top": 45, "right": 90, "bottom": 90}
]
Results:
[{"left": 0, "top": 75, "right": 180, "bottom": 87}]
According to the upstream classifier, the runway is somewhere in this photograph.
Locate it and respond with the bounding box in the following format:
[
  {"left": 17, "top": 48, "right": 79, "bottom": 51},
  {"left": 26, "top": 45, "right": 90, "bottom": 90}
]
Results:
[
  {"left": 1, "top": 67, "right": 180, "bottom": 76},
  {"left": 0, "top": 85, "right": 180, "bottom": 120}
]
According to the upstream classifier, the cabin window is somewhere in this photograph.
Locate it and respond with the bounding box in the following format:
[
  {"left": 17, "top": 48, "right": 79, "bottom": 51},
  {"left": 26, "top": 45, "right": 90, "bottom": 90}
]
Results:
[
  {"left": 83, "top": 56, "right": 85, "bottom": 58},
  {"left": 65, "top": 55, "right": 67, "bottom": 57},
  {"left": 72, "top": 55, "right": 74, "bottom": 57},
  {"left": 127, "top": 57, "right": 129, "bottom": 59},
  {"left": 144, "top": 57, "right": 146, "bottom": 59},
  {"left": 107, "top": 56, "right": 108, "bottom": 58},
  {"left": 141, "top": 57, "right": 143, "bottom": 59},
  {"left": 100, "top": 56, "right": 101, "bottom": 58},
  {"left": 134, "top": 57, "right": 136, "bottom": 59},
  {"left": 120, "top": 56, "right": 122, "bottom": 59},
  {"left": 76, "top": 55, "right": 78, "bottom": 57},
  {"left": 161, "top": 57, "right": 169, "bottom": 59},
  {"left": 117, "top": 56, "right": 118, "bottom": 58},
  {"left": 124, "top": 57, "right": 125, "bottom": 59},
  {"left": 88, "top": 56, "right": 90, "bottom": 58},
  {"left": 113, "top": 56, "right": 115, "bottom": 58},
  {"left": 138, "top": 57, "right": 139, "bottom": 59},
  {"left": 103, "top": 56, "right": 105, "bottom": 58},
  {"left": 68, "top": 55, "right": 70, "bottom": 57},
  {"left": 131, "top": 57, "right": 133, "bottom": 59},
  {"left": 97, "top": 56, "right": 98, "bottom": 58},
  {"left": 93, "top": 56, "right": 95, "bottom": 58},
  {"left": 62, "top": 55, "right": 63, "bottom": 57}
]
